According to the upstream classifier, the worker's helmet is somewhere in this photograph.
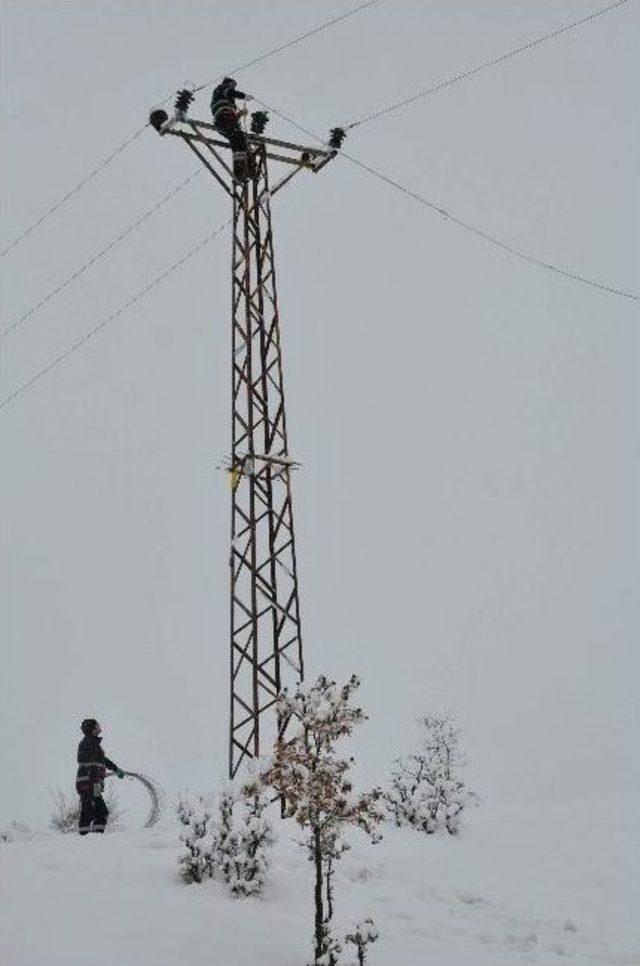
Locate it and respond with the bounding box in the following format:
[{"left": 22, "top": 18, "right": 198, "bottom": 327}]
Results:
[
  {"left": 81, "top": 718, "right": 99, "bottom": 736},
  {"left": 222, "top": 77, "right": 237, "bottom": 87}
]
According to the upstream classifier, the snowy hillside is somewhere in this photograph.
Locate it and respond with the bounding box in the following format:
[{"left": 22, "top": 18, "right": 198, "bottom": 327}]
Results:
[{"left": 2, "top": 795, "right": 638, "bottom": 966}]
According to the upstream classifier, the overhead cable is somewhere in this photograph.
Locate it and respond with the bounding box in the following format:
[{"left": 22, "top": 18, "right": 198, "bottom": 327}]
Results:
[
  {"left": 1, "top": 0, "right": 383, "bottom": 260},
  {"left": 339, "top": 152, "right": 639, "bottom": 301},
  {"left": 347, "top": 0, "right": 635, "bottom": 129},
  {"left": 254, "top": 97, "right": 639, "bottom": 303},
  {"left": 0, "top": 125, "right": 148, "bottom": 261},
  {"left": 0, "top": 168, "right": 202, "bottom": 339},
  {"left": 1, "top": 170, "right": 201, "bottom": 340},
  {"left": 0, "top": 220, "right": 231, "bottom": 414},
  {"left": 190, "top": 0, "right": 383, "bottom": 95}
]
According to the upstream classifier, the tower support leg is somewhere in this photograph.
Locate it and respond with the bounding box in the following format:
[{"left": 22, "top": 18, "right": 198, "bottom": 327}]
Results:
[{"left": 229, "top": 144, "right": 304, "bottom": 778}]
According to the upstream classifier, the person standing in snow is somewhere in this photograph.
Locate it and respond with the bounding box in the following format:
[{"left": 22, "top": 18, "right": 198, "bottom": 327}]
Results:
[
  {"left": 76, "top": 719, "right": 124, "bottom": 835},
  {"left": 210, "top": 76, "right": 253, "bottom": 181}
]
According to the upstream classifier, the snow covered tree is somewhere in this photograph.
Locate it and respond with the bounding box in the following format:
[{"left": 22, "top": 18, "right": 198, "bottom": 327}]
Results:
[
  {"left": 345, "top": 918, "right": 379, "bottom": 965},
  {"left": 229, "top": 775, "right": 275, "bottom": 898},
  {"left": 211, "top": 785, "right": 237, "bottom": 886},
  {"left": 263, "top": 674, "right": 383, "bottom": 966},
  {"left": 386, "top": 713, "right": 477, "bottom": 835},
  {"left": 177, "top": 795, "right": 215, "bottom": 883}
]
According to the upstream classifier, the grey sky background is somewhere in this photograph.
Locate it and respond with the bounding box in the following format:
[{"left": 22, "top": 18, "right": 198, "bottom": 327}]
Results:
[{"left": 1, "top": 0, "right": 638, "bottom": 825}]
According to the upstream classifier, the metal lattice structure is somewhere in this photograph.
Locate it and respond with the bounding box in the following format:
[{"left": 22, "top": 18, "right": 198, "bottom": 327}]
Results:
[{"left": 151, "top": 106, "right": 338, "bottom": 777}]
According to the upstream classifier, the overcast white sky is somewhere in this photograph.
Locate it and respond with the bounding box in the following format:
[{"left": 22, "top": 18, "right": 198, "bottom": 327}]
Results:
[{"left": 1, "top": 0, "right": 638, "bottom": 825}]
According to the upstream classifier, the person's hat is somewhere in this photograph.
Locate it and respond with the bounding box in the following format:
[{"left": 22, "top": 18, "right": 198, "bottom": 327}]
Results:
[{"left": 81, "top": 718, "right": 98, "bottom": 736}]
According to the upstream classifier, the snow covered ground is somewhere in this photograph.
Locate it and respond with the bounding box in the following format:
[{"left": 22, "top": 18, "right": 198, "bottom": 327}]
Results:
[{"left": 1, "top": 794, "right": 638, "bottom": 966}]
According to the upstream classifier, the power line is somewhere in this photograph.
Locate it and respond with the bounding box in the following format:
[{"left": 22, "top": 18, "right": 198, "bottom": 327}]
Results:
[
  {"left": 190, "top": 0, "right": 383, "bottom": 95},
  {"left": 340, "top": 152, "right": 639, "bottom": 301},
  {"left": 347, "top": 0, "right": 636, "bottom": 129},
  {"left": 0, "top": 220, "right": 231, "bottom": 414},
  {"left": 0, "top": 125, "right": 148, "bottom": 261},
  {"left": 2, "top": 1, "right": 383, "bottom": 261},
  {"left": 0, "top": 4, "right": 387, "bottom": 406},
  {"left": 3, "top": 0, "right": 633, "bottom": 413},
  {"left": 4, "top": 0, "right": 628, "bottom": 272},
  {"left": 1, "top": 169, "right": 201, "bottom": 340},
  {"left": 6, "top": 0, "right": 620, "bottom": 304},
  {"left": 254, "top": 98, "right": 639, "bottom": 302}
]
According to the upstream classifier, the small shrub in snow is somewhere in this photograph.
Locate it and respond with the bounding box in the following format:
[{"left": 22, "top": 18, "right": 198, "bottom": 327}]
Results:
[
  {"left": 49, "top": 788, "right": 124, "bottom": 833},
  {"left": 176, "top": 780, "right": 275, "bottom": 897},
  {"left": 386, "top": 713, "right": 477, "bottom": 835},
  {"left": 49, "top": 790, "right": 80, "bottom": 834},
  {"left": 345, "top": 918, "right": 379, "bottom": 965},
  {"left": 263, "top": 673, "right": 383, "bottom": 966},
  {"left": 177, "top": 795, "right": 214, "bottom": 883},
  {"left": 229, "top": 776, "right": 275, "bottom": 898},
  {"left": 212, "top": 785, "right": 237, "bottom": 886}
]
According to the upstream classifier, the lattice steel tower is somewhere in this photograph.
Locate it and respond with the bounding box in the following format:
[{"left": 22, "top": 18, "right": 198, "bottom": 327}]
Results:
[{"left": 150, "top": 94, "right": 343, "bottom": 777}]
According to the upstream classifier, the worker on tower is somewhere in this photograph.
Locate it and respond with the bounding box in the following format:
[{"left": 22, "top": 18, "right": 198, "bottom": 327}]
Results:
[
  {"left": 76, "top": 718, "right": 124, "bottom": 835},
  {"left": 210, "top": 77, "right": 254, "bottom": 181}
]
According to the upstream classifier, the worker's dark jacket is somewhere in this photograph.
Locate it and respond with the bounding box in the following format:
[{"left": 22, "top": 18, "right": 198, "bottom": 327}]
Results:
[
  {"left": 76, "top": 735, "right": 119, "bottom": 796},
  {"left": 210, "top": 81, "right": 246, "bottom": 122}
]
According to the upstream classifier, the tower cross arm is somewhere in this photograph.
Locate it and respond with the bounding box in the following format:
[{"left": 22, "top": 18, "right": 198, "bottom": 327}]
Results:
[{"left": 149, "top": 112, "right": 338, "bottom": 172}]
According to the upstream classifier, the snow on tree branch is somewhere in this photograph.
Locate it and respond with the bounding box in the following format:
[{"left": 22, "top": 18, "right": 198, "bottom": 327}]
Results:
[
  {"left": 386, "top": 712, "right": 478, "bottom": 835},
  {"left": 176, "top": 777, "right": 274, "bottom": 899},
  {"left": 263, "top": 673, "right": 382, "bottom": 966},
  {"left": 345, "top": 917, "right": 379, "bottom": 965}
]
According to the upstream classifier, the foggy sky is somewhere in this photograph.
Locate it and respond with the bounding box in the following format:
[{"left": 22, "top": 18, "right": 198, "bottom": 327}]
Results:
[{"left": 1, "top": 0, "right": 638, "bottom": 825}]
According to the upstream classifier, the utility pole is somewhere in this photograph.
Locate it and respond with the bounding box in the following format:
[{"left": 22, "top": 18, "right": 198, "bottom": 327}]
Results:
[{"left": 150, "top": 92, "right": 344, "bottom": 778}]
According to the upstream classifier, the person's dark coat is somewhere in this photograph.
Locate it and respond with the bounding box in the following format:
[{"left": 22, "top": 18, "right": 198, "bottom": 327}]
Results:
[
  {"left": 75, "top": 735, "right": 120, "bottom": 796},
  {"left": 210, "top": 79, "right": 247, "bottom": 122},
  {"left": 210, "top": 79, "right": 251, "bottom": 177}
]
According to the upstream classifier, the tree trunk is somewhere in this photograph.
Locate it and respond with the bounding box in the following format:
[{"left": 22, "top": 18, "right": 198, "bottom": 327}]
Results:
[
  {"left": 313, "top": 825, "right": 324, "bottom": 963},
  {"left": 325, "top": 854, "right": 334, "bottom": 921}
]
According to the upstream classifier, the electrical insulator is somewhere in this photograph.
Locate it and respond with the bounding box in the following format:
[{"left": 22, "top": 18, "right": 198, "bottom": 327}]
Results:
[
  {"left": 328, "top": 127, "right": 346, "bottom": 150},
  {"left": 250, "top": 111, "right": 269, "bottom": 135},
  {"left": 174, "top": 89, "right": 194, "bottom": 116},
  {"left": 149, "top": 109, "right": 169, "bottom": 133}
]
